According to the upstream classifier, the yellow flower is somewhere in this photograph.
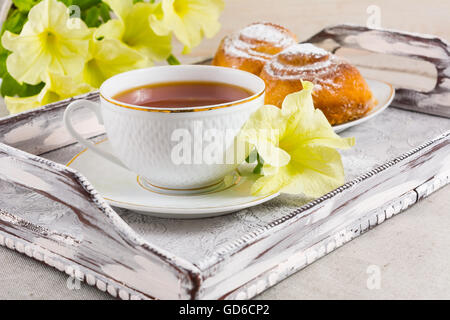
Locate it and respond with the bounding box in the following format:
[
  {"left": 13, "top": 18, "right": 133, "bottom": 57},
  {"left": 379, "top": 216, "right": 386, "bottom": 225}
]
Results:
[
  {"left": 149, "top": 0, "right": 224, "bottom": 54},
  {"left": 1, "top": 0, "right": 91, "bottom": 85},
  {"left": 96, "top": 0, "right": 172, "bottom": 64},
  {"left": 239, "top": 81, "right": 355, "bottom": 197},
  {"left": 5, "top": 73, "right": 93, "bottom": 114}
]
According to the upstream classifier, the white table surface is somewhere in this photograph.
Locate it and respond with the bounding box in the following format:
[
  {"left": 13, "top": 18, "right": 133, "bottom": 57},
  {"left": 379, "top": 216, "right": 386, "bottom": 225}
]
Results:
[{"left": 0, "top": 0, "right": 449, "bottom": 299}]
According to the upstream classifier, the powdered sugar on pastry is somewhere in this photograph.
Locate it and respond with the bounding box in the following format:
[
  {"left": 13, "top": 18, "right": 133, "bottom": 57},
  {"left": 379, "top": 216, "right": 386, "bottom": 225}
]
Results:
[
  {"left": 263, "top": 43, "right": 344, "bottom": 89},
  {"left": 222, "top": 22, "right": 298, "bottom": 61},
  {"left": 260, "top": 42, "right": 375, "bottom": 125},
  {"left": 239, "top": 23, "right": 298, "bottom": 48}
]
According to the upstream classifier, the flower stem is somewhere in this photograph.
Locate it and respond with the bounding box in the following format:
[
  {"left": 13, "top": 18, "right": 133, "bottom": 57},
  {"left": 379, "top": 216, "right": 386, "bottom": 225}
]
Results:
[
  {"left": 253, "top": 153, "right": 264, "bottom": 175},
  {"left": 166, "top": 54, "right": 181, "bottom": 65}
]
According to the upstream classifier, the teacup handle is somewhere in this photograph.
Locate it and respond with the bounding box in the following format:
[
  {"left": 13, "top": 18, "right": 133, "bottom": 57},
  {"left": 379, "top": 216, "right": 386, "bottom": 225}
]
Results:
[{"left": 64, "top": 100, "right": 126, "bottom": 169}]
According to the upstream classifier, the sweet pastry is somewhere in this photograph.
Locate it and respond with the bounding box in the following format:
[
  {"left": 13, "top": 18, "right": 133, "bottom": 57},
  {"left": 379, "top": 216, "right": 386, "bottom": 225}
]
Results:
[
  {"left": 214, "top": 23, "right": 375, "bottom": 125},
  {"left": 212, "top": 22, "right": 298, "bottom": 75},
  {"left": 259, "top": 43, "right": 375, "bottom": 125}
]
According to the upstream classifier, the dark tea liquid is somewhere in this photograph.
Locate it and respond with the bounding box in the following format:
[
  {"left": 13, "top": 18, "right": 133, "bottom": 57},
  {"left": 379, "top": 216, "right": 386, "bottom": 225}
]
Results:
[{"left": 113, "top": 81, "right": 253, "bottom": 108}]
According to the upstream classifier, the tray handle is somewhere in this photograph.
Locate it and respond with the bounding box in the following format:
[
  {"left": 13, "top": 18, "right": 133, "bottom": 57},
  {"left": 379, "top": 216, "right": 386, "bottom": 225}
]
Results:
[
  {"left": 0, "top": 141, "right": 201, "bottom": 299},
  {"left": 64, "top": 99, "right": 126, "bottom": 168},
  {"left": 304, "top": 24, "right": 450, "bottom": 118}
]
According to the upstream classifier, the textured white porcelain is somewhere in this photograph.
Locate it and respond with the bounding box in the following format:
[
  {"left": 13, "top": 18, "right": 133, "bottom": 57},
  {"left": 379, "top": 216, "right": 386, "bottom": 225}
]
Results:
[
  {"left": 64, "top": 65, "right": 390, "bottom": 191},
  {"left": 64, "top": 65, "right": 265, "bottom": 190}
]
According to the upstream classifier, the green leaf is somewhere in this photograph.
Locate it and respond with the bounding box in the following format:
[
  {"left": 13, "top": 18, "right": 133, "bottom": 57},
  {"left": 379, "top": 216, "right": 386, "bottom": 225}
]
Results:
[
  {"left": 3, "top": 9, "right": 28, "bottom": 34},
  {"left": 58, "top": 0, "right": 73, "bottom": 6},
  {"left": 98, "top": 2, "right": 111, "bottom": 23},
  {"left": 82, "top": 6, "right": 101, "bottom": 27},
  {"left": 0, "top": 48, "right": 8, "bottom": 78},
  {"left": 245, "top": 150, "right": 265, "bottom": 174},
  {"left": 252, "top": 153, "right": 264, "bottom": 174},
  {"left": 81, "top": 2, "right": 112, "bottom": 27},
  {"left": 245, "top": 149, "right": 258, "bottom": 163},
  {"left": 166, "top": 54, "right": 181, "bottom": 65},
  {"left": 1, "top": 74, "right": 45, "bottom": 97},
  {"left": 133, "top": 0, "right": 144, "bottom": 3},
  {"left": 1, "top": 74, "right": 22, "bottom": 97},
  {"left": 12, "top": 0, "right": 41, "bottom": 12},
  {"left": 71, "top": 0, "right": 101, "bottom": 10}
]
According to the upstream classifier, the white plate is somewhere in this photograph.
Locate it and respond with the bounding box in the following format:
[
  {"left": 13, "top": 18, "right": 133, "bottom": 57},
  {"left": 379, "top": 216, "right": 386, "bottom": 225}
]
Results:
[
  {"left": 333, "top": 79, "right": 395, "bottom": 133},
  {"left": 67, "top": 141, "right": 279, "bottom": 218}
]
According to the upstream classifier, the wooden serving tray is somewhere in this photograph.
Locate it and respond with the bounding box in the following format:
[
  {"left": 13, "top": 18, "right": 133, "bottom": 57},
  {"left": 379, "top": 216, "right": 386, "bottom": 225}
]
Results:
[{"left": 0, "top": 26, "right": 449, "bottom": 300}]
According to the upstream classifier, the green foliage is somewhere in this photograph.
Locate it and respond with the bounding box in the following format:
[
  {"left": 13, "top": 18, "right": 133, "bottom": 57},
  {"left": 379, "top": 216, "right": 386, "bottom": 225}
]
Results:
[
  {"left": 0, "top": 47, "right": 8, "bottom": 78},
  {"left": 0, "top": 0, "right": 174, "bottom": 100},
  {"left": 253, "top": 154, "right": 264, "bottom": 174},
  {"left": 98, "top": 2, "right": 111, "bottom": 23},
  {"left": 245, "top": 149, "right": 258, "bottom": 163},
  {"left": 1, "top": 73, "right": 45, "bottom": 97},
  {"left": 12, "top": 0, "right": 41, "bottom": 12},
  {"left": 4, "top": 0, "right": 112, "bottom": 37},
  {"left": 81, "top": 2, "right": 111, "bottom": 27},
  {"left": 245, "top": 150, "right": 265, "bottom": 174},
  {"left": 83, "top": 5, "right": 101, "bottom": 27},
  {"left": 3, "top": 9, "right": 28, "bottom": 34},
  {"left": 70, "top": 0, "right": 101, "bottom": 10},
  {"left": 58, "top": 0, "right": 73, "bottom": 6}
]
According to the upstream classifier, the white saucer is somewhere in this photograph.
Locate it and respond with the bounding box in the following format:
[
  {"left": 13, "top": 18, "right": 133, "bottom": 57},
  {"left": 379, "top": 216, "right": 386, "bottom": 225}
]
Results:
[
  {"left": 333, "top": 79, "right": 395, "bottom": 133},
  {"left": 67, "top": 141, "right": 280, "bottom": 218}
]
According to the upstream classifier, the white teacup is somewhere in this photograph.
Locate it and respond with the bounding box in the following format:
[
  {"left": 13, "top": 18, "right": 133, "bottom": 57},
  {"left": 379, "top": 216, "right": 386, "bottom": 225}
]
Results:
[{"left": 64, "top": 65, "right": 265, "bottom": 193}]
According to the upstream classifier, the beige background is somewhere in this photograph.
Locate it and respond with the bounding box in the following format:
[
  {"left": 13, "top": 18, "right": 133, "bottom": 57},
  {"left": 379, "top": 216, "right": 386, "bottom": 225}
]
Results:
[
  {"left": 0, "top": 0, "right": 449, "bottom": 299},
  {"left": 184, "top": 0, "right": 450, "bottom": 60},
  {"left": 1, "top": 0, "right": 450, "bottom": 115}
]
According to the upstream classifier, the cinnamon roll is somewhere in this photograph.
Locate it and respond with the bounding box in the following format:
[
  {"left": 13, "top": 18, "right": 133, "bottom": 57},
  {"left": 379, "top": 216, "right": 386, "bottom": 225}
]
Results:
[
  {"left": 260, "top": 43, "right": 375, "bottom": 125},
  {"left": 212, "top": 22, "right": 298, "bottom": 75}
]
